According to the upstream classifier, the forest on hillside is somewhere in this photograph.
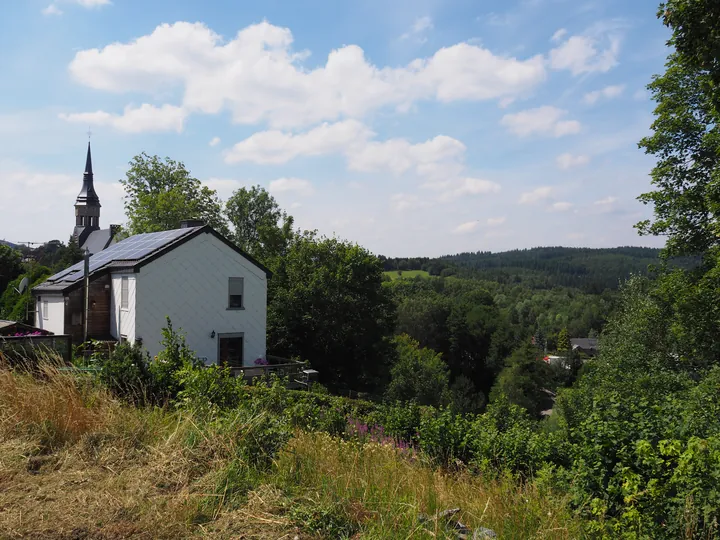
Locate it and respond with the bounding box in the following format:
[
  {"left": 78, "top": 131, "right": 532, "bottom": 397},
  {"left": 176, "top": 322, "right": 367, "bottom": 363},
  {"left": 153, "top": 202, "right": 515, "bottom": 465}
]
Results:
[{"left": 381, "top": 246, "right": 698, "bottom": 292}]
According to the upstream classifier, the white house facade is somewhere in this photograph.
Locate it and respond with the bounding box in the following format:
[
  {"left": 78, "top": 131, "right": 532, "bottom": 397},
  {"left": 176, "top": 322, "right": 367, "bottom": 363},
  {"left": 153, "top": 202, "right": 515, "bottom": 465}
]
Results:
[{"left": 33, "top": 223, "right": 270, "bottom": 367}]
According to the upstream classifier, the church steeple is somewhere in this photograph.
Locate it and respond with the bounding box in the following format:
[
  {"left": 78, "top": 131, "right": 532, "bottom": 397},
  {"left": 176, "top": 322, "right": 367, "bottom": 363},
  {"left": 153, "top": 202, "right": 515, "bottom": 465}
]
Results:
[
  {"left": 74, "top": 141, "right": 101, "bottom": 245},
  {"left": 76, "top": 142, "right": 100, "bottom": 206}
]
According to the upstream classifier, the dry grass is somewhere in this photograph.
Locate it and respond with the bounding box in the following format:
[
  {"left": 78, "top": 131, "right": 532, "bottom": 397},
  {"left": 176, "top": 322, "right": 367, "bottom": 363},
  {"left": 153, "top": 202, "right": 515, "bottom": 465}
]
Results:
[{"left": 0, "top": 362, "right": 584, "bottom": 539}]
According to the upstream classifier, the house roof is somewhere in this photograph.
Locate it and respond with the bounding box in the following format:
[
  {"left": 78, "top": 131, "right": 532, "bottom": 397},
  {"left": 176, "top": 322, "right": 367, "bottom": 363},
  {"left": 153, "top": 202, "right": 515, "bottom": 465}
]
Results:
[
  {"left": 570, "top": 338, "right": 598, "bottom": 350},
  {"left": 33, "top": 225, "right": 271, "bottom": 295},
  {"left": 82, "top": 228, "right": 116, "bottom": 255}
]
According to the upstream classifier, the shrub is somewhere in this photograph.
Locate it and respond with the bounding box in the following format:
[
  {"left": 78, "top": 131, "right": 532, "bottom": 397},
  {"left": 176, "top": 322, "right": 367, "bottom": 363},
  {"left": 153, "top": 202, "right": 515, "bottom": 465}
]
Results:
[{"left": 98, "top": 342, "right": 152, "bottom": 404}]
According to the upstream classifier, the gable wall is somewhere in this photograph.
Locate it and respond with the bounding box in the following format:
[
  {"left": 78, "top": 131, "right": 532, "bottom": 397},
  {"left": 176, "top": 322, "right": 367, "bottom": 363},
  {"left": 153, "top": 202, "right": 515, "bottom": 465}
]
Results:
[{"left": 134, "top": 231, "right": 267, "bottom": 364}]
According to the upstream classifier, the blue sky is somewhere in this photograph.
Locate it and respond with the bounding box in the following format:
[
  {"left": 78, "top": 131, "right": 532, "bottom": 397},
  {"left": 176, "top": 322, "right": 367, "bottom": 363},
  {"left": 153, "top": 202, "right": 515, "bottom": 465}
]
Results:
[{"left": 0, "top": 0, "right": 670, "bottom": 256}]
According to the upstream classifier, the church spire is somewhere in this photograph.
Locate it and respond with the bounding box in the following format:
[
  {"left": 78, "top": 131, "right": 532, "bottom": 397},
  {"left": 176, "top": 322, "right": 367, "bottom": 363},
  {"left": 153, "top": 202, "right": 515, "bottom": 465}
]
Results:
[{"left": 76, "top": 141, "right": 100, "bottom": 206}]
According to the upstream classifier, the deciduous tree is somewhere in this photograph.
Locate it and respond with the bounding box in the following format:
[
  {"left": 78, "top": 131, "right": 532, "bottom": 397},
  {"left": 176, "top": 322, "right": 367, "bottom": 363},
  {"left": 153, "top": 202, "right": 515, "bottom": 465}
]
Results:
[
  {"left": 120, "top": 153, "right": 227, "bottom": 235},
  {"left": 267, "top": 233, "right": 396, "bottom": 393},
  {"left": 224, "top": 185, "right": 294, "bottom": 266}
]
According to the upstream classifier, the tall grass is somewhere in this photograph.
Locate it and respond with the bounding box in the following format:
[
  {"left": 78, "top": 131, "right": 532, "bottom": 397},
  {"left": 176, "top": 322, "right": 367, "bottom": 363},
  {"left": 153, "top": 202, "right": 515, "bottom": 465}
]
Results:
[
  {"left": 0, "top": 361, "right": 585, "bottom": 538},
  {"left": 276, "top": 431, "right": 584, "bottom": 538}
]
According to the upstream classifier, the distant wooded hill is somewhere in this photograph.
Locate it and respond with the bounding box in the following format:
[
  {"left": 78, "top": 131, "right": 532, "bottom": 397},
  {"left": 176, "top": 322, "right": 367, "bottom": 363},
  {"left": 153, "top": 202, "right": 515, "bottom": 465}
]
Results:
[
  {"left": 380, "top": 246, "right": 696, "bottom": 292},
  {"left": 0, "top": 240, "right": 18, "bottom": 249}
]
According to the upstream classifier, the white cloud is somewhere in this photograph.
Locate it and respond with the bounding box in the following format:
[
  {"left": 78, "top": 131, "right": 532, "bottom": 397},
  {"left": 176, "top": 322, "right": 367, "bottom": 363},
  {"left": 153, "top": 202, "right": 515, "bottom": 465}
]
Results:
[
  {"left": 268, "top": 177, "right": 314, "bottom": 196},
  {"left": 437, "top": 177, "right": 501, "bottom": 202},
  {"left": 59, "top": 104, "right": 187, "bottom": 133},
  {"left": 72, "top": 0, "right": 111, "bottom": 6},
  {"left": 487, "top": 216, "right": 506, "bottom": 226},
  {"left": 349, "top": 135, "right": 466, "bottom": 175},
  {"left": 501, "top": 106, "right": 581, "bottom": 137},
  {"left": 549, "top": 27, "right": 621, "bottom": 75},
  {"left": 594, "top": 196, "right": 617, "bottom": 205},
  {"left": 551, "top": 28, "right": 567, "bottom": 42},
  {"left": 453, "top": 221, "right": 480, "bottom": 234},
  {"left": 225, "top": 120, "right": 371, "bottom": 164},
  {"left": 583, "top": 84, "right": 625, "bottom": 105},
  {"left": 550, "top": 201, "right": 573, "bottom": 212},
  {"left": 556, "top": 153, "right": 590, "bottom": 169},
  {"left": 209, "top": 136, "right": 221, "bottom": 147},
  {"left": 290, "top": 202, "right": 302, "bottom": 209},
  {"left": 67, "top": 21, "right": 547, "bottom": 129},
  {"left": 400, "top": 16, "right": 433, "bottom": 41},
  {"left": 519, "top": 186, "right": 553, "bottom": 204},
  {"left": 42, "top": 4, "right": 63, "bottom": 15},
  {"left": 391, "top": 193, "right": 428, "bottom": 211}
]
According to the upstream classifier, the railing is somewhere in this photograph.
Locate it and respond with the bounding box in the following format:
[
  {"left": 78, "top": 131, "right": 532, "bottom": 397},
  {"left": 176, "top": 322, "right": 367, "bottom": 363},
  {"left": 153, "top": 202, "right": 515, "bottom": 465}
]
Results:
[
  {"left": 0, "top": 334, "right": 73, "bottom": 365},
  {"left": 224, "top": 355, "right": 311, "bottom": 387}
]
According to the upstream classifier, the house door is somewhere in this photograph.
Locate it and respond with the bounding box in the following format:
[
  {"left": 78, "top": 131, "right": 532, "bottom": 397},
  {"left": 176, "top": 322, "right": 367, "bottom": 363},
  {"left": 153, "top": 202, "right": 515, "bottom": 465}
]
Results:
[{"left": 218, "top": 334, "right": 244, "bottom": 367}]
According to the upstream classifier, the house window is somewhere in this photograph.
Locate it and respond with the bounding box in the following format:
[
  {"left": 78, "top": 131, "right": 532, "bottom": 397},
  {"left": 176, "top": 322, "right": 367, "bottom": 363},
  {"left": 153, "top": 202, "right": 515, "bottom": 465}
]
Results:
[
  {"left": 42, "top": 300, "right": 48, "bottom": 320},
  {"left": 218, "top": 334, "right": 243, "bottom": 368},
  {"left": 228, "top": 277, "right": 244, "bottom": 309},
  {"left": 121, "top": 277, "right": 129, "bottom": 309}
]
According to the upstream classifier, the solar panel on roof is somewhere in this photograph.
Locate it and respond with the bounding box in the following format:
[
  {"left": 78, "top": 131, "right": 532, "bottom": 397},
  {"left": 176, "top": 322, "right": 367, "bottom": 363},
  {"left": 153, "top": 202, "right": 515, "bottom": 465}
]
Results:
[{"left": 41, "top": 226, "right": 200, "bottom": 287}]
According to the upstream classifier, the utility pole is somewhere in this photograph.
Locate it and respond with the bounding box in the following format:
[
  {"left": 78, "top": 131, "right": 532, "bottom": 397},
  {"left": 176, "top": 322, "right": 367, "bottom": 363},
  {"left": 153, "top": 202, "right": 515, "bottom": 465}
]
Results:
[{"left": 83, "top": 247, "right": 90, "bottom": 344}]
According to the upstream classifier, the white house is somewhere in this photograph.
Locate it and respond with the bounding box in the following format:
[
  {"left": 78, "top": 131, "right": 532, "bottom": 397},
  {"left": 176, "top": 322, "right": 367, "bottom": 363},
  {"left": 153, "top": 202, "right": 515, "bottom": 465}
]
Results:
[{"left": 32, "top": 221, "right": 271, "bottom": 367}]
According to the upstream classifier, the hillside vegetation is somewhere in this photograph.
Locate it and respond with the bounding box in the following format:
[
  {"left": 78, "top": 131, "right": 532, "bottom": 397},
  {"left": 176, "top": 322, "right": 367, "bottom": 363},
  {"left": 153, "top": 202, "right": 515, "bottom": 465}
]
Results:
[
  {"left": 0, "top": 360, "right": 583, "bottom": 539},
  {"left": 381, "top": 246, "right": 696, "bottom": 292}
]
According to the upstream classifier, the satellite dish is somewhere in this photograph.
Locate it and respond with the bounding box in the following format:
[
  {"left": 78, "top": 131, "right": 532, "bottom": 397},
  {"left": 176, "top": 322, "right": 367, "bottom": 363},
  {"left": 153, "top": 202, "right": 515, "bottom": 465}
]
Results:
[{"left": 17, "top": 277, "right": 29, "bottom": 294}]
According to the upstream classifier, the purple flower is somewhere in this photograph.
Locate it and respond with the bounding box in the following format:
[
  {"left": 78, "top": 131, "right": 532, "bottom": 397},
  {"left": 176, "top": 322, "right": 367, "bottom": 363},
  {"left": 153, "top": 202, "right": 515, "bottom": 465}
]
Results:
[{"left": 254, "top": 357, "right": 269, "bottom": 366}]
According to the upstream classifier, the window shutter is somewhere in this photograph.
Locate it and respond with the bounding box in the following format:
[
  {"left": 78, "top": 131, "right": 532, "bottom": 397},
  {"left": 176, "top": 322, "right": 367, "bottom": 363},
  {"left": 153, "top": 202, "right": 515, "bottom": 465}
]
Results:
[{"left": 121, "top": 277, "right": 129, "bottom": 309}]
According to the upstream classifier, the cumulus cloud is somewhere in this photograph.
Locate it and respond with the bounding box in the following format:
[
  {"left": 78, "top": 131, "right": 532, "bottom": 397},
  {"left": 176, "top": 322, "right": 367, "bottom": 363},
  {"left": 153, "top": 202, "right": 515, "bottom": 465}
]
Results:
[
  {"left": 59, "top": 104, "right": 187, "bottom": 133},
  {"left": 501, "top": 106, "right": 581, "bottom": 138},
  {"left": 556, "top": 153, "right": 590, "bottom": 169},
  {"left": 268, "top": 177, "right": 314, "bottom": 196},
  {"left": 209, "top": 136, "right": 221, "bottom": 146},
  {"left": 549, "top": 26, "right": 621, "bottom": 75},
  {"left": 583, "top": 84, "right": 625, "bottom": 105},
  {"left": 519, "top": 186, "right": 553, "bottom": 205},
  {"left": 66, "top": 21, "right": 547, "bottom": 129},
  {"left": 224, "top": 120, "right": 372, "bottom": 164},
  {"left": 453, "top": 221, "right": 480, "bottom": 234}
]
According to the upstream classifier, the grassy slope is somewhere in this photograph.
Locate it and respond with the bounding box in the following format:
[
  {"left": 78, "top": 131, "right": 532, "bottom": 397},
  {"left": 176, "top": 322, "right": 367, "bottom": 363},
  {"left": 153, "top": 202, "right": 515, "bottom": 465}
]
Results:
[
  {"left": 384, "top": 270, "right": 430, "bottom": 280},
  {"left": 0, "top": 364, "right": 584, "bottom": 539}
]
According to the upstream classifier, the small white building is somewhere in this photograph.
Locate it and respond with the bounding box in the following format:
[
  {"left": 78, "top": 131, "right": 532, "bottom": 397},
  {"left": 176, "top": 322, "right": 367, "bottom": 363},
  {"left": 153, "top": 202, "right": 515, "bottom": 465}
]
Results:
[{"left": 32, "top": 222, "right": 271, "bottom": 367}]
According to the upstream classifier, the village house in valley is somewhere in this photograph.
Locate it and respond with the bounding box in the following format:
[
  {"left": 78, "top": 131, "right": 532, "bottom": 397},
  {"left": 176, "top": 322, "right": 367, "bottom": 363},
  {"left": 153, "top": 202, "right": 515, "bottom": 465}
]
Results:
[{"left": 32, "top": 221, "right": 271, "bottom": 367}]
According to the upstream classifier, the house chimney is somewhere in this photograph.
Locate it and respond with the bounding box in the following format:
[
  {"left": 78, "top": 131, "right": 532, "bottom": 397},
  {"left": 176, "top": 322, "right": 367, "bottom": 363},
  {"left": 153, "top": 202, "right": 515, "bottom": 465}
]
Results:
[
  {"left": 180, "top": 219, "right": 205, "bottom": 229},
  {"left": 109, "top": 224, "right": 121, "bottom": 239}
]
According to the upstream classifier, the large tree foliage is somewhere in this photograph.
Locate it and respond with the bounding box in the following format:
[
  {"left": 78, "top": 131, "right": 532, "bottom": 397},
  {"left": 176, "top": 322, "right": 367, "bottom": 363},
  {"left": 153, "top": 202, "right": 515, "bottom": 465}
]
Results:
[
  {"left": 267, "top": 233, "right": 396, "bottom": 393},
  {"left": 0, "top": 244, "right": 23, "bottom": 297},
  {"left": 489, "top": 341, "right": 554, "bottom": 418},
  {"left": 385, "top": 334, "right": 450, "bottom": 407},
  {"left": 120, "top": 153, "right": 227, "bottom": 235},
  {"left": 637, "top": 1, "right": 720, "bottom": 258},
  {"left": 224, "top": 185, "right": 294, "bottom": 266}
]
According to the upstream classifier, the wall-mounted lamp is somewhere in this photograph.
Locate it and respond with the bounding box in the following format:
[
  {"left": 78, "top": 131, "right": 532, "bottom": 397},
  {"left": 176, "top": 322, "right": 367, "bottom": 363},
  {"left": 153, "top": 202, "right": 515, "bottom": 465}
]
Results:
[{"left": 210, "top": 330, "right": 216, "bottom": 339}]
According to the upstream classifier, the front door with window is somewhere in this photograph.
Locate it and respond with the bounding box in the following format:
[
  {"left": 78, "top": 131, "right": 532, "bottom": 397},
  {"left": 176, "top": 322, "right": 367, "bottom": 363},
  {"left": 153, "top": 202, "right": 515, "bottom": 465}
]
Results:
[{"left": 218, "top": 334, "right": 244, "bottom": 367}]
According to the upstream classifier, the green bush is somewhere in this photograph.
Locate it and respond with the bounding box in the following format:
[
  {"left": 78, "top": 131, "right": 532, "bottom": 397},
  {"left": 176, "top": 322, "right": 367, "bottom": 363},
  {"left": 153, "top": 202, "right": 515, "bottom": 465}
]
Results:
[{"left": 97, "top": 342, "right": 152, "bottom": 404}]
